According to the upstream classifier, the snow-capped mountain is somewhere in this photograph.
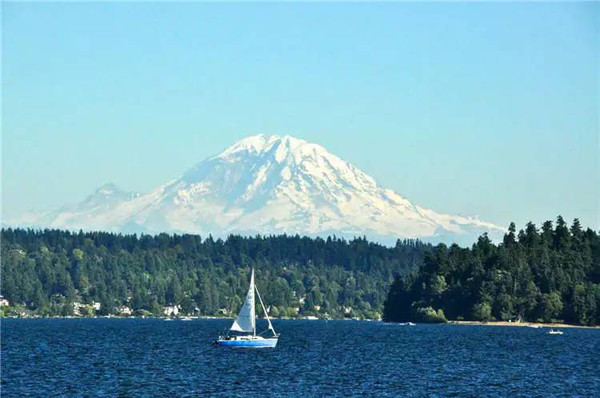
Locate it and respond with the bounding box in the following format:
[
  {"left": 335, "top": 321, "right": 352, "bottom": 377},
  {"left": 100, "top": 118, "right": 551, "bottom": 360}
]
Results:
[
  {"left": 12, "top": 134, "right": 505, "bottom": 245},
  {"left": 15, "top": 183, "right": 141, "bottom": 232}
]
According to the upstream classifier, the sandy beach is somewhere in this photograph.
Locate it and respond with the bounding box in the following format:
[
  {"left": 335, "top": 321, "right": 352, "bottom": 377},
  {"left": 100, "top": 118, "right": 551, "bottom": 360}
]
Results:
[{"left": 449, "top": 320, "right": 599, "bottom": 330}]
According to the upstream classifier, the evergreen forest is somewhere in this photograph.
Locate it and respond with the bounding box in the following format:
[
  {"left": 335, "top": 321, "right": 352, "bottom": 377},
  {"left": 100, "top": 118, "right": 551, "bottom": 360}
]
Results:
[
  {"left": 1, "top": 228, "right": 427, "bottom": 319},
  {"left": 383, "top": 217, "right": 600, "bottom": 326},
  {"left": 3, "top": 216, "right": 598, "bottom": 326}
]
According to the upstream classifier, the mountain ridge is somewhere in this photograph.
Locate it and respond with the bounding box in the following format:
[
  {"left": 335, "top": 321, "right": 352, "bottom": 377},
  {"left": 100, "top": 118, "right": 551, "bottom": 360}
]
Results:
[{"left": 9, "top": 134, "right": 505, "bottom": 245}]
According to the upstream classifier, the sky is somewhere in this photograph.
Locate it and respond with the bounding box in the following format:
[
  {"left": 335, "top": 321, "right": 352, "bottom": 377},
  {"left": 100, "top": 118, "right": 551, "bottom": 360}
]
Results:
[{"left": 2, "top": 2, "right": 599, "bottom": 231}]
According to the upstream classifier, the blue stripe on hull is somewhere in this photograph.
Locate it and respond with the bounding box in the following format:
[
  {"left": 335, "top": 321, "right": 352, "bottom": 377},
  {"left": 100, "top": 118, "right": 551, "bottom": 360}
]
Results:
[{"left": 216, "top": 338, "right": 278, "bottom": 348}]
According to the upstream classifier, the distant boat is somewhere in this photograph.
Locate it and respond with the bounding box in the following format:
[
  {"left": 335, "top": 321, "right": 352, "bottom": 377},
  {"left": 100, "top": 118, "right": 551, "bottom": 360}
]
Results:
[
  {"left": 215, "top": 269, "right": 279, "bottom": 348},
  {"left": 180, "top": 317, "right": 193, "bottom": 321},
  {"left": 548, "top": 329, "right": 563, "bottom": 335},
  {"left": 398, "top": 322, "right": 416, "bottom": 326}
]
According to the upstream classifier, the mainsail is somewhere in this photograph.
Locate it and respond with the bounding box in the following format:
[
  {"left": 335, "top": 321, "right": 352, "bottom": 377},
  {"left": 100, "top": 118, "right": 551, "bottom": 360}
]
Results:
[{"left": 230, "top": 269, "right": 256, "bottom": 333}]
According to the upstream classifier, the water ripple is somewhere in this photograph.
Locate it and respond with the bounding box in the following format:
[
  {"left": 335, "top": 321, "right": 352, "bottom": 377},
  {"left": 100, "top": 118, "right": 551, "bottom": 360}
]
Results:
[{"left": 2, "top": 319, "right": 599, "bottom": 397}]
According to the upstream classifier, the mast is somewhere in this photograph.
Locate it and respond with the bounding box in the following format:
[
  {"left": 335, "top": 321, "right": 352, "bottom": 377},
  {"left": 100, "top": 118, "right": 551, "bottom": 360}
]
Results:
[{"left": 251, "top": 268, "right": 256, "bottom": 337}]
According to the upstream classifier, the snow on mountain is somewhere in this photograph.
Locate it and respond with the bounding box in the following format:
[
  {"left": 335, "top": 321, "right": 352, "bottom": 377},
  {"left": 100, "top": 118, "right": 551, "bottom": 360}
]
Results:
[
  {"left": 15, "top": 183, "right": 142, "bottom": 233},
  {"left": 11, "top": 134, "right": 506, "bottom": 245}
]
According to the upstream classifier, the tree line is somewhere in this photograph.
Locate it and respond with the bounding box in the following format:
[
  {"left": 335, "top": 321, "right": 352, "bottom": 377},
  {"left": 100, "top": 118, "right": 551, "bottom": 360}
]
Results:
[
  {"left": 383, "top": 217, "right": 600, "bottom": 325},
  {"left": 1, "top": 228, "right": 428, "bottom": 319}
]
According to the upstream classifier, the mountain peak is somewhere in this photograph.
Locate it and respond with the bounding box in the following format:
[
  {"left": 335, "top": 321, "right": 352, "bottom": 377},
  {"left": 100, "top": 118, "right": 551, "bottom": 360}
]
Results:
[
  {"left": 216, "top": 134, "right": 309, "bottom": 160},
  {"left": 94, "top": 183, "right": 124, "bottom": 196},
  {"left": 79, "top": 183, "right": 139, "bottom": 210}
]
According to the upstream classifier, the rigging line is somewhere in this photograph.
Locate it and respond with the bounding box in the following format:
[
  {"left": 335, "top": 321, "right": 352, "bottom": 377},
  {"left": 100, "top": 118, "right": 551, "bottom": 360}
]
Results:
[{"left": 254, "top": 284, "right": 276, "bottom": 336}]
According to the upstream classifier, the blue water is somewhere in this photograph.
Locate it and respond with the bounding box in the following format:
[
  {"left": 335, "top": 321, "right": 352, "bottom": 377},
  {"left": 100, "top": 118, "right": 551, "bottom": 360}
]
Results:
[{"left": 2, "top": 319, "right": 599, "bottom": 397}]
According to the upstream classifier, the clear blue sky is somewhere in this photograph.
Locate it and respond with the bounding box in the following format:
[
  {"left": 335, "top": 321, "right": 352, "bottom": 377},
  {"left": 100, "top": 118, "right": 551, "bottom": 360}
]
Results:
[{"left": 2, "top": 2, "right": 599, "bottom": 230}]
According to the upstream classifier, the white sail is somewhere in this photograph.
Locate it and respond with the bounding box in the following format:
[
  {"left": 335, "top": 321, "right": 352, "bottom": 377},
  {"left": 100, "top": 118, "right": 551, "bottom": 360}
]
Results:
[{"left": 230, "top": 269, "right": 256, "bottom": 333}]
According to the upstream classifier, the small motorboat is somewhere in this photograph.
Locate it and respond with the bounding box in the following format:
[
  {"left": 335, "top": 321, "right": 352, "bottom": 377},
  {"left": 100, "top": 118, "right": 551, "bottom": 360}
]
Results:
[
  {"left": 548, "top": 329, "right": 563, "bottom": 335},
  {"left": 397, "top": 322, "right": 416, "bottom": 326}
]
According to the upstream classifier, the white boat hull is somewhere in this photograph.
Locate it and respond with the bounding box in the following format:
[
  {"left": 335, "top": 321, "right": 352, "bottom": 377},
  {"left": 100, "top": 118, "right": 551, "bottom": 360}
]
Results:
[{"left": 215, "top": 336, "right": 278, "bottom": 348}]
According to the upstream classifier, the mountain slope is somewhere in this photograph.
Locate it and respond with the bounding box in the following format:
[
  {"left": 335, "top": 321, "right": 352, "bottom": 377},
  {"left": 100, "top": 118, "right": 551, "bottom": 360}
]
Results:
[{"left": 12, "top": 134, "right": 505, "bottom": 245}]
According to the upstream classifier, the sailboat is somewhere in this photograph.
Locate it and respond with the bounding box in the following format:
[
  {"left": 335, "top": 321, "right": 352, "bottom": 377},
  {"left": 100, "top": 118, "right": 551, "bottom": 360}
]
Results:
[{"left": 215, "top": 269, "right": 279, "bottom": 347}]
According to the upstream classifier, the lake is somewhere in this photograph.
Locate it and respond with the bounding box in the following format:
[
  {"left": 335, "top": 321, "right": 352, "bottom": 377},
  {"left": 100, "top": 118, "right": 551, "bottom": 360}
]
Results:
[{"left": 2, "top": 319, "right": 599, "bottom": 397}]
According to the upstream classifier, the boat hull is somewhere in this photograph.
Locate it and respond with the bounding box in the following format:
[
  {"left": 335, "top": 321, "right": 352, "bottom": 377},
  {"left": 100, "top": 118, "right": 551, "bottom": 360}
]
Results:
[{"left": 216, "top": 338, "right": 278, "bottom": 348}]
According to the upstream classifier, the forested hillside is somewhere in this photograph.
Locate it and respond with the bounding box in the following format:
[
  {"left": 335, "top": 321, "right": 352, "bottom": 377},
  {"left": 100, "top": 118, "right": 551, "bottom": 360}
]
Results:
[
  {"left": 384, "top": 217, "right": 600, "bottom": 325},
  {"left": 1, "top": 229, "right": 429, "bottom": 319}
]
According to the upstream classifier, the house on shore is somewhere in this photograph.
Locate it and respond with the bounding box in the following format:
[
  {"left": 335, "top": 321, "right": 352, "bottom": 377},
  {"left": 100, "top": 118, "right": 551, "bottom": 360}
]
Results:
[
  {"left": 116, "top": 306, "right": 132, "bottom": 316},
  {"left": 164, "top": 305, "right": 180, "bottom": 317},
  {"left": 72, "top": 302, "right": 87, "bottom": 316}
]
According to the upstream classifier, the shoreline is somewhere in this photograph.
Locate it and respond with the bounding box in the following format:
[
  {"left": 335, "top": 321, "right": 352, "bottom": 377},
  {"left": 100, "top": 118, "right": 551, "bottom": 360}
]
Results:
[
  {"left": 0, "top": 315, "right": 355, "bottom": 321},
  {"left": 2, "top": 316, "right": 598, "bottom": 329},
  {"left": 448, "top": 320, "right": 600, "bottom": 330}
]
